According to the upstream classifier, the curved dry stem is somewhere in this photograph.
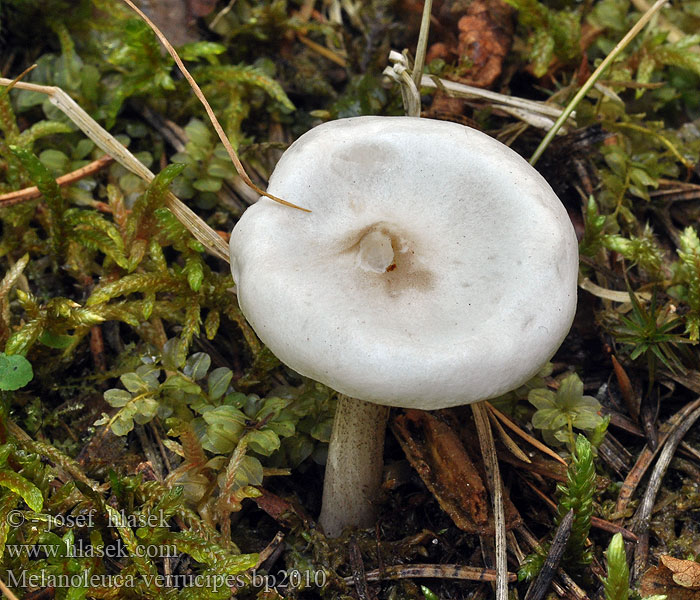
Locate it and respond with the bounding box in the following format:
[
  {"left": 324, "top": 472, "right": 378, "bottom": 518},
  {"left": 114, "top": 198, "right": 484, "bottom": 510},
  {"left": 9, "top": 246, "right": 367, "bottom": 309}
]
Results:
[
  {"left": 318, "top": 396, "right": 389, "bottom": 537},
  {"left": 120, "top": 0, "right": 310, "bottom": 213}
]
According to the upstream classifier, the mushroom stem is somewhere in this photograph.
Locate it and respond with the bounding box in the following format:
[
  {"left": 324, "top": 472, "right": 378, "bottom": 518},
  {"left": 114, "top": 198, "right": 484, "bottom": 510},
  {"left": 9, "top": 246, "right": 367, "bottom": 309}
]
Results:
[{"left": 318, "top": 395, "right": 389, "bottom": 537}]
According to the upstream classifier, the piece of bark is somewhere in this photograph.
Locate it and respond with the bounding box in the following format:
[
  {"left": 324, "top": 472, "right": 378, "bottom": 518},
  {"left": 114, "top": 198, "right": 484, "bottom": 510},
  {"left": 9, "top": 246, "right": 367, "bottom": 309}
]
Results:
[{"left": 392, "top": 409, "right": 520, "bottom": 534}]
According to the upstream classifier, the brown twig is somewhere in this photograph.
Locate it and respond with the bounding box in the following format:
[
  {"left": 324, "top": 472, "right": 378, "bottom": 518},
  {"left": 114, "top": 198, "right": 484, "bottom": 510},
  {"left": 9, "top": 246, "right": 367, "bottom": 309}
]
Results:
[
  {"left": 611, "top": 355, "right": 639, "bottom": 421},
  {"left": 516, "top": 526, "right": 591, "bottom": 600},
  {"left": 524, "top": 509, "right": 574, "bottom": 600},
  {"left": 89, "top": 325, "right": 106, "bottom": 372},
  {"left": 0, "top": 155, "right": 114, "bottom": 207},
  {"left": 349, "top": 537, "right": 373, "bottom": 600},
  {"left": 254, "top": 532, "right": 285, "bottom": 569},
  {"left": 344, "top": 564, "right": 517, "bottom": 585},
  {"left": 519, "top": 473, "right": 637, "bottom": 541}
]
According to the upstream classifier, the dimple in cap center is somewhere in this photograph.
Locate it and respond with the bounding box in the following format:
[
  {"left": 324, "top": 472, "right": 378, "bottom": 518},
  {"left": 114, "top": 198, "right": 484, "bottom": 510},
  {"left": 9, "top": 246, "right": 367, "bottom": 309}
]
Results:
[{"left": 358, "top": 230, "right": 395, "bottom": 273}]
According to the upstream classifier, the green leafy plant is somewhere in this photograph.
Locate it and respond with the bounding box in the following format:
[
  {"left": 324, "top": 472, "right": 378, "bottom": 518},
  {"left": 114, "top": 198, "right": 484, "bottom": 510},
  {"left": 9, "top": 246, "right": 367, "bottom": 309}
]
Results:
[
  {"left": 528, "top": 373, "right": 604, "bottom": 449},
  {"left": 557, "top": 435, "right": 596, "bottom": 573},
  {"left": 519, "top": 435, "right": 596, "bottom": 581},
  {"left": 99, "top": 339, "right": 333, "bottom": 523},
  {"left": 674, "top": 226, "right": 700, "bottom": 341},
  {"left": 601, "top": 533, "right": 629, "bottom": 600},
  {"left": 611, "top": 287, "right": 690, "bottom": 384},
  {"left": 503, "top": 0, "right": 582, "bottom": 77}
]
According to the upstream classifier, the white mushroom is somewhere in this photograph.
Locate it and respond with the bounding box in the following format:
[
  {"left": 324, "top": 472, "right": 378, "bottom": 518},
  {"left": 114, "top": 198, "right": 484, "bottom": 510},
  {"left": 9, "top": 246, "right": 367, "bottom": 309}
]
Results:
[{"left": 229, "top": 116, "right": 578, "bottom": 537}]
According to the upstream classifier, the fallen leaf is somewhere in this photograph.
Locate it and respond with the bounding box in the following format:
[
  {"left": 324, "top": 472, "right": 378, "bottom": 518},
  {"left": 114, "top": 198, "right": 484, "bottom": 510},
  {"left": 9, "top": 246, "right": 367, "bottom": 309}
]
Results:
[
  {"left": 662, "top": 556, "right": 700, "bottom": 589},
  {"left": 640, "top": 558, "right": 700, "bottom": 600}
]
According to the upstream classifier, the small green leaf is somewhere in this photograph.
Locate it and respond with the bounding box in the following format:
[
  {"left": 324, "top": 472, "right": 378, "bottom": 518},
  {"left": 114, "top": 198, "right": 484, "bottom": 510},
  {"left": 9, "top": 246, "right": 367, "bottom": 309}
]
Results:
[
  {"left": 104, "top": 389, "right": 133, "bottom": 408},
  {"left": 39, "top": 149, "right": 70, "bottom": 174},
  {"left": 162, "top": 338, "right": 187, "bottom": 370},
  {"left": 421, "top": 585, "right": 439, "bottom": 600},
  {"left": 0, "top": 353, "right": 33, "bottom": 391},
  {"left": 120, "top": 372, "right": 148, "bottom": 394},
  {"left": 193, "top": 177, "right": 223, "bottom": 192},
  {"left": 133, "top": 398, "right": 159, "bottom": 424},
  {"left": 245, "top": 430, "right": 280, "bottom": 456},
  {"left": 111, "top": 414, "right": 135, "bottom": 436},
  {"left": 179, "top": 41, "right": 226, "bottom": 61},
  {"left": 208, "top": 367, "right": 233, "bottom": 400},
  {"left": 235, "top": 455, "right": 264, "bottom": 487},
  {"left": 184, "top": 353, "right": 211, "bottom": 381}
]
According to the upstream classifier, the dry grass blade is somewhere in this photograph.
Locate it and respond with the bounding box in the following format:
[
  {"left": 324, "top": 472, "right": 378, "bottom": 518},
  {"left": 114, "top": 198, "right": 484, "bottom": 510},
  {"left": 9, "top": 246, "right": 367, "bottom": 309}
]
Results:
[
  {"left": 529, "top": 0, "right": 670, "bottom": 165},
  {"left": 472, "top": 401, "right": 508, "bottom": 600},
  {"left": 487, "top": 402, "right": 567, "bottom": 466},
  {"left": 579, "top": 278, "right": 652, "bottom": 304},
  {"left": 0, "top": 78, "right": 230, "bottom": 262},
  {"left": 0, "top": 576, "right": 20, "bottom": 600},
  {"left": 0, "top": 254, "right": 29, "bottom": 301},
  {"left": 0, "top": 254, "right": 29, "bottom": 332},
  {"left": 420, "top": 75, "right": 569, "bottom": 120},
  {"left": 119, "top": 0, "right": 310, "bottom": 213},
  {"left": 488, "top": 409, "right": 532, "bottom": 463}
]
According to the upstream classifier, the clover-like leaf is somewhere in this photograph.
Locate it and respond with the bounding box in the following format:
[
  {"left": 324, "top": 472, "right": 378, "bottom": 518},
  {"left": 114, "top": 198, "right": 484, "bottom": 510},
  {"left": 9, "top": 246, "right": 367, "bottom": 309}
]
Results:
[{"left": 529, "top": 373, "right": 603, "bottom": 442}]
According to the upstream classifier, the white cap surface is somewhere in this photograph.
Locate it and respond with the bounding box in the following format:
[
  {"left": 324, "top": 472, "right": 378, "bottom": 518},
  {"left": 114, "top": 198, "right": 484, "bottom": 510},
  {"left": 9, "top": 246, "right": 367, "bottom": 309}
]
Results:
[{"left": 230, "top": 116, "right": 578, "bottom": 409}]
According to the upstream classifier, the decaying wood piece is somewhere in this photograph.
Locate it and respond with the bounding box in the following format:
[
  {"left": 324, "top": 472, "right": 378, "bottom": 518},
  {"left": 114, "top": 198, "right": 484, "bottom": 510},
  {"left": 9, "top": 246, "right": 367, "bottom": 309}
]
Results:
[
  {"left": 392, "top": 409, "right": 488, "bottom": 530},
  {"left": 392, "top": 409, "right": 520, "bottom": 534}
]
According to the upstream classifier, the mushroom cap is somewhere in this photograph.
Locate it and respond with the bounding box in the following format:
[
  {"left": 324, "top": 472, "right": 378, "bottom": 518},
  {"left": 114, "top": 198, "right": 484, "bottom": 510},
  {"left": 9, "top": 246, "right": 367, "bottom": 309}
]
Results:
[{"left": 230, "top": 116, "right": 578, "bottom": 409}]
